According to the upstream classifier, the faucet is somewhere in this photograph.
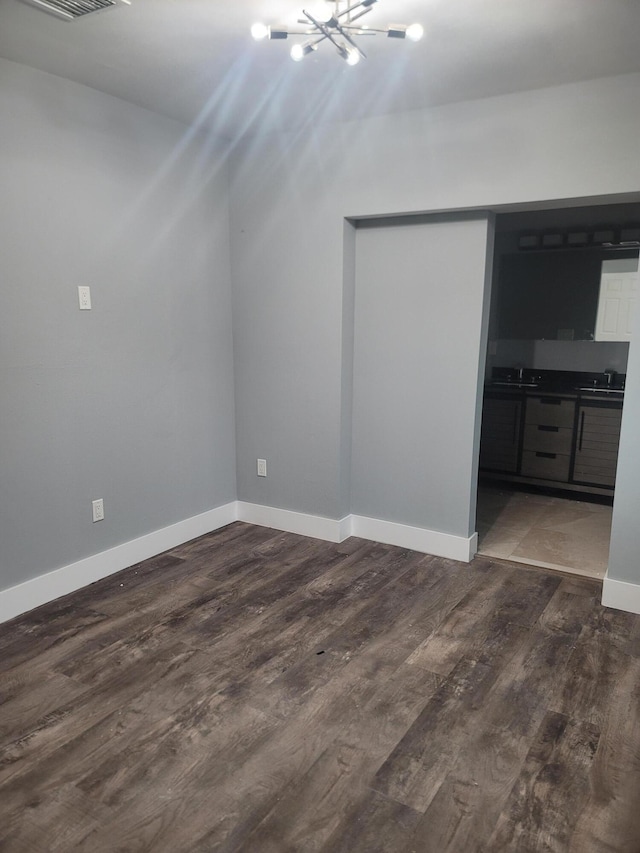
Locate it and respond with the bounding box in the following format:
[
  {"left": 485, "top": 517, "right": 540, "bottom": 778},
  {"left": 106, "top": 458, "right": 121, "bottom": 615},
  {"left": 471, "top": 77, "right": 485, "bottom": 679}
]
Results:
[
  {"left": 516, "top": 366, "right": 524, "bottom": 382},
  {"left": 604, "top": 369, "right": 617, "bottom": 387}
]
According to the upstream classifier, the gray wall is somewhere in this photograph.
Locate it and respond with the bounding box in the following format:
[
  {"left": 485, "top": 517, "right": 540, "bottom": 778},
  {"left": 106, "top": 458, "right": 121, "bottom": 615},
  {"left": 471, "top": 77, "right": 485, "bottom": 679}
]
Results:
[
  {"left": 5, "top": 56, "right": 640, "bottom": 600},
  {"left": 339, "top": 221, "right": 357, "bottom": 520},
  {"left": 607, "top": 279, "right": 640, "bottom": 584},
  {"left": 0, "top": 59, "right": 236, "bottom": 592},
  {"left": 230, "top": 153, "right": 348, "bottom": 519},
  {"left": 229, "top": 71, "right": 640, "bottom": 586},
  {"left": 351, "top": 215, "right": 493, "bottom": 536}
]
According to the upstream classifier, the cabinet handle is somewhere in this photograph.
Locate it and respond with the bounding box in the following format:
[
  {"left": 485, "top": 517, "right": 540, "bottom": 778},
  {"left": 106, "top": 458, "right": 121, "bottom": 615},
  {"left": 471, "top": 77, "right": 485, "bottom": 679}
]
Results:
[
  {"left": 536, "top": 452, "right": 557, "bottom": 459},
  {"left": 538, "top": 425, "right": 559, "bottom": 432},
  {"left": 578, "top": 411, "right": 585, "bottom": 451}
]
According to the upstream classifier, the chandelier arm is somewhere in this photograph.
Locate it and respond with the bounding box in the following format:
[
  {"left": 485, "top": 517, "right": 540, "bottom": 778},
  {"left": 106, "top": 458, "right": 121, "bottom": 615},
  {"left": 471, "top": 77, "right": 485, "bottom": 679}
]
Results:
[
  {"left": 341, "top": 7, "right": 373, "bottom": 25},
  {"left": 303, "top": 7, "right": 367, "bottom": 59},
  {"left": 308, "top": 33, "right": 330, "bottom": 47},
  {"left": 302, "top": 10, "right": 345, "bottom": 51},
  {"left": 333, "top": 22, "right": 367, "bottom": 58},
  {"left": 341, "top": 26, "right": 386, "bottom": 33},
  {"left": 302, "top": 8, "right": 326, "bottom": 28},
  {"left": 334, "top": 0, "right": 375, "bottom": 21}
]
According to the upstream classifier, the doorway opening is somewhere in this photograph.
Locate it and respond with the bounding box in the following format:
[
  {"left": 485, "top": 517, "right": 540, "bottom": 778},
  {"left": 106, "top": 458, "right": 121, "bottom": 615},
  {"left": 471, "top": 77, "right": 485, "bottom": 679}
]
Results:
[{"left": 476, "top": 201, "right": 640, "bottom": 579}]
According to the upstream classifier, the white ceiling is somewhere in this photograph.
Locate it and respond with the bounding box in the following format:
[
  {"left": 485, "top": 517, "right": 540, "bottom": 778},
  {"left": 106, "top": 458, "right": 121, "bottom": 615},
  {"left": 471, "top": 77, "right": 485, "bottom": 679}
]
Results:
[{"left": 1, "top": 0, "right": 640, "bottom": 140}]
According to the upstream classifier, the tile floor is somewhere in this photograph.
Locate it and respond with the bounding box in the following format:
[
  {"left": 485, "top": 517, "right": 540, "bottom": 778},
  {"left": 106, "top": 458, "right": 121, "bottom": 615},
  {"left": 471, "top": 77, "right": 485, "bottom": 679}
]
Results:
[{"left": 476, "top": 483, "right": 613, "bottom": 579}]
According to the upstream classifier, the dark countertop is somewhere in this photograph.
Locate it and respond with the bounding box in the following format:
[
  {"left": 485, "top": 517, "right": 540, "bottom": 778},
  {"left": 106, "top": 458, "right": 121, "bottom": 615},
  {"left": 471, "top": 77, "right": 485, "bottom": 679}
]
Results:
[{"left": 485, "top": 368, "right": 625, "bottom": 400}]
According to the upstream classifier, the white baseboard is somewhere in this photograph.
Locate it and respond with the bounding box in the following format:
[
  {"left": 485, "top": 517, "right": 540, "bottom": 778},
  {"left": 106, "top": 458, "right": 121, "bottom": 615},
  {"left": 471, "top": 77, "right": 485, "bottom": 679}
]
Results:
[
  {"left": 350, "top": 514, "right": 477, "bottom": 562},
  {"left": 236, "top": 501, "right": 348, "bottom": 543},
  {"left": 235, "top": 503, "right": 476, "bottom": 561},
  {"left": 1, "top": 501, "right": 477, "bottom": 625},
  {"left": 0, "top": 502, "right": 238, "bottom": 625},
  {"left": 602, "top": 576, "right": 640, "bottom": 615}
]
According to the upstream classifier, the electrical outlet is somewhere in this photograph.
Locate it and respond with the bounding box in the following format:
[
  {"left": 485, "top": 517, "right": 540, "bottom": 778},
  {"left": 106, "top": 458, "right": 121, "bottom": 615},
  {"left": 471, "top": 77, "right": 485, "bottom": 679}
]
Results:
[
  {"left": 78, "top": 286, "right": 92, "bottom": 310},
  {"left": 257, "top": 458, "right": 267, "bottom": 477},
  {"left": 92, "top": 498, "right": 104, "bottom": 522}
]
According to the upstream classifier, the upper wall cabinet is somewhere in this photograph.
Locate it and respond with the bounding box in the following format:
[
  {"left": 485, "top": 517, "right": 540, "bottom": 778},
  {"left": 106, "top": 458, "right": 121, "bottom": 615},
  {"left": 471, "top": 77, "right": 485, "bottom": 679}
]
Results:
[{"left": 496, "top": 250, "right": 639, "bottom": 341}]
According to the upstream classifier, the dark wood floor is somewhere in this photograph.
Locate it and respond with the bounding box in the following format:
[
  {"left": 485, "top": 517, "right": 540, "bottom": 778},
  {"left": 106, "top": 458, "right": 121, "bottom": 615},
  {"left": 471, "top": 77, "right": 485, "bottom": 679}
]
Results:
[{"left": 1, "top": 523, "right": 640, "bottom": 852}]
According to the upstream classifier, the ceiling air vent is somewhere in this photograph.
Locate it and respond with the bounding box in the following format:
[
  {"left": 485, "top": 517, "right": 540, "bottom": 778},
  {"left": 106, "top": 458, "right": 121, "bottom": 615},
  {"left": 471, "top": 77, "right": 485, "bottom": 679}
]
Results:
[{"left": 18, "top": 0, "right": 130, "bottom": 21}]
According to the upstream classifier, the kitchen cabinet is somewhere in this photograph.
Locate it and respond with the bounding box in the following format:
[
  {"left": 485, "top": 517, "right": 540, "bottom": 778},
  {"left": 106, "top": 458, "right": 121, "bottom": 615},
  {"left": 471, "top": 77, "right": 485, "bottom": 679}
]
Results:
[
  {"left": 520, "top": 396, "right": 574, "bottom": 482},
  {"left": 479, "top": 394, "right": 522, "bottom": 473},
  {"left": 572, "top": 401, "right": 623, "bottom": 488},
  {"left": 479, "top": 377, "right": 624, "bottom": 496}
]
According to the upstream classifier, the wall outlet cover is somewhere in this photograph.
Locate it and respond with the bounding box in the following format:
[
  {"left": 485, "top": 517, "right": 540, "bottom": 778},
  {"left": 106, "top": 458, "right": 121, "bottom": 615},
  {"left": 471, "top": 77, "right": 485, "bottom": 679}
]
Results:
[
  {"left": 92, "top": 498, "right": 104, "bottom": 522},
  {"left": 78, "top": 286, "right": 92, "bottom": 310}
]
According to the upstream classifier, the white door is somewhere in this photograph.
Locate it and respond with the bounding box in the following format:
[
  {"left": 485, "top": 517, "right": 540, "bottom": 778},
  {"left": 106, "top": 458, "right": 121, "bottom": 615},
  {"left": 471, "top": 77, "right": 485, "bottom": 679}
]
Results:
[{"left": 595, "top": 258, "right": 639, "bottom": 342}]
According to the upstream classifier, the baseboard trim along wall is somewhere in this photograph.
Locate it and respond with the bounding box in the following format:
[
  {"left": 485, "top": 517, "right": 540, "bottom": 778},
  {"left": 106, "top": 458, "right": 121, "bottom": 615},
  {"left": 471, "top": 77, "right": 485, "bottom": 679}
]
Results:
[
  {"left": 349, "top": 514, "right": 478, "bottom": 563},
  {"left": 236, "top": 502, "right": 347, "bottom": 543},
  {"left": 0, "top": 501, "right": 478, "bottom": 624},
  {"left": 602, "top": 576, "right": 640, "bottom": 616},
  {"left": 4, "top": 499, "right": 635, "bottom": 625},
  {"left": 0, "top": 502, "right": 238, "bottom": 625},
  {"left": 236, "top": 504, "right": 477, "bottom": 561}
]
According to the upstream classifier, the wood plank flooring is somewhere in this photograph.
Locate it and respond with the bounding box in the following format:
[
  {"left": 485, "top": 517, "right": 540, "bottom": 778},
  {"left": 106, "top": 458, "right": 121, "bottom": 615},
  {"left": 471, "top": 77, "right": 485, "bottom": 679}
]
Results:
[{"left": 1, "top": 522, "right": 640, "bottom": 852}]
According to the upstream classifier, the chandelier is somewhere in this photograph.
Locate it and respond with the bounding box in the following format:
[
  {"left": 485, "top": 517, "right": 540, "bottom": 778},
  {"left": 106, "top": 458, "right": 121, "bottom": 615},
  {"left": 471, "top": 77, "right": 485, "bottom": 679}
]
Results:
[{"left": 251, "top": 0, "right": 424, "bottom": 65}]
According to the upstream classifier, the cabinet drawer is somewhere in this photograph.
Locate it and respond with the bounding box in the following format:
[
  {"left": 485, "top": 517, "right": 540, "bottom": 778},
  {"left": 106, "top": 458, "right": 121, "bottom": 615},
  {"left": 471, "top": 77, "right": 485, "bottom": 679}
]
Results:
[
  {"left": 523, "top": 424, "right": 573, "bottom": 455},
  {"left": 525, "top": 397, "right": 575, "bottom": 428},
  {"left": 521, "top": 450, "right": 571, "bottom": 482}
]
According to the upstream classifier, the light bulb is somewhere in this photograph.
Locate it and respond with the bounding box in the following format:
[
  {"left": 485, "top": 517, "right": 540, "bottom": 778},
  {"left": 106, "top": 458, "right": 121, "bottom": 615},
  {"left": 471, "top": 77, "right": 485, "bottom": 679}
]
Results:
[
  {"left": 346, "top": 48, "right": 361, "bottom": 66},
  {"left": 308, "top": 1, "right": 333, "bottom": 23},
  {"left": 291, "top": 43, "right": 304, "bottom": 61},
  {"left": 406, "top": 23, "right": 424, "bottom": 42},
  {"left": 251, "top": 22, "right": 270, "bottom": 41}
]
